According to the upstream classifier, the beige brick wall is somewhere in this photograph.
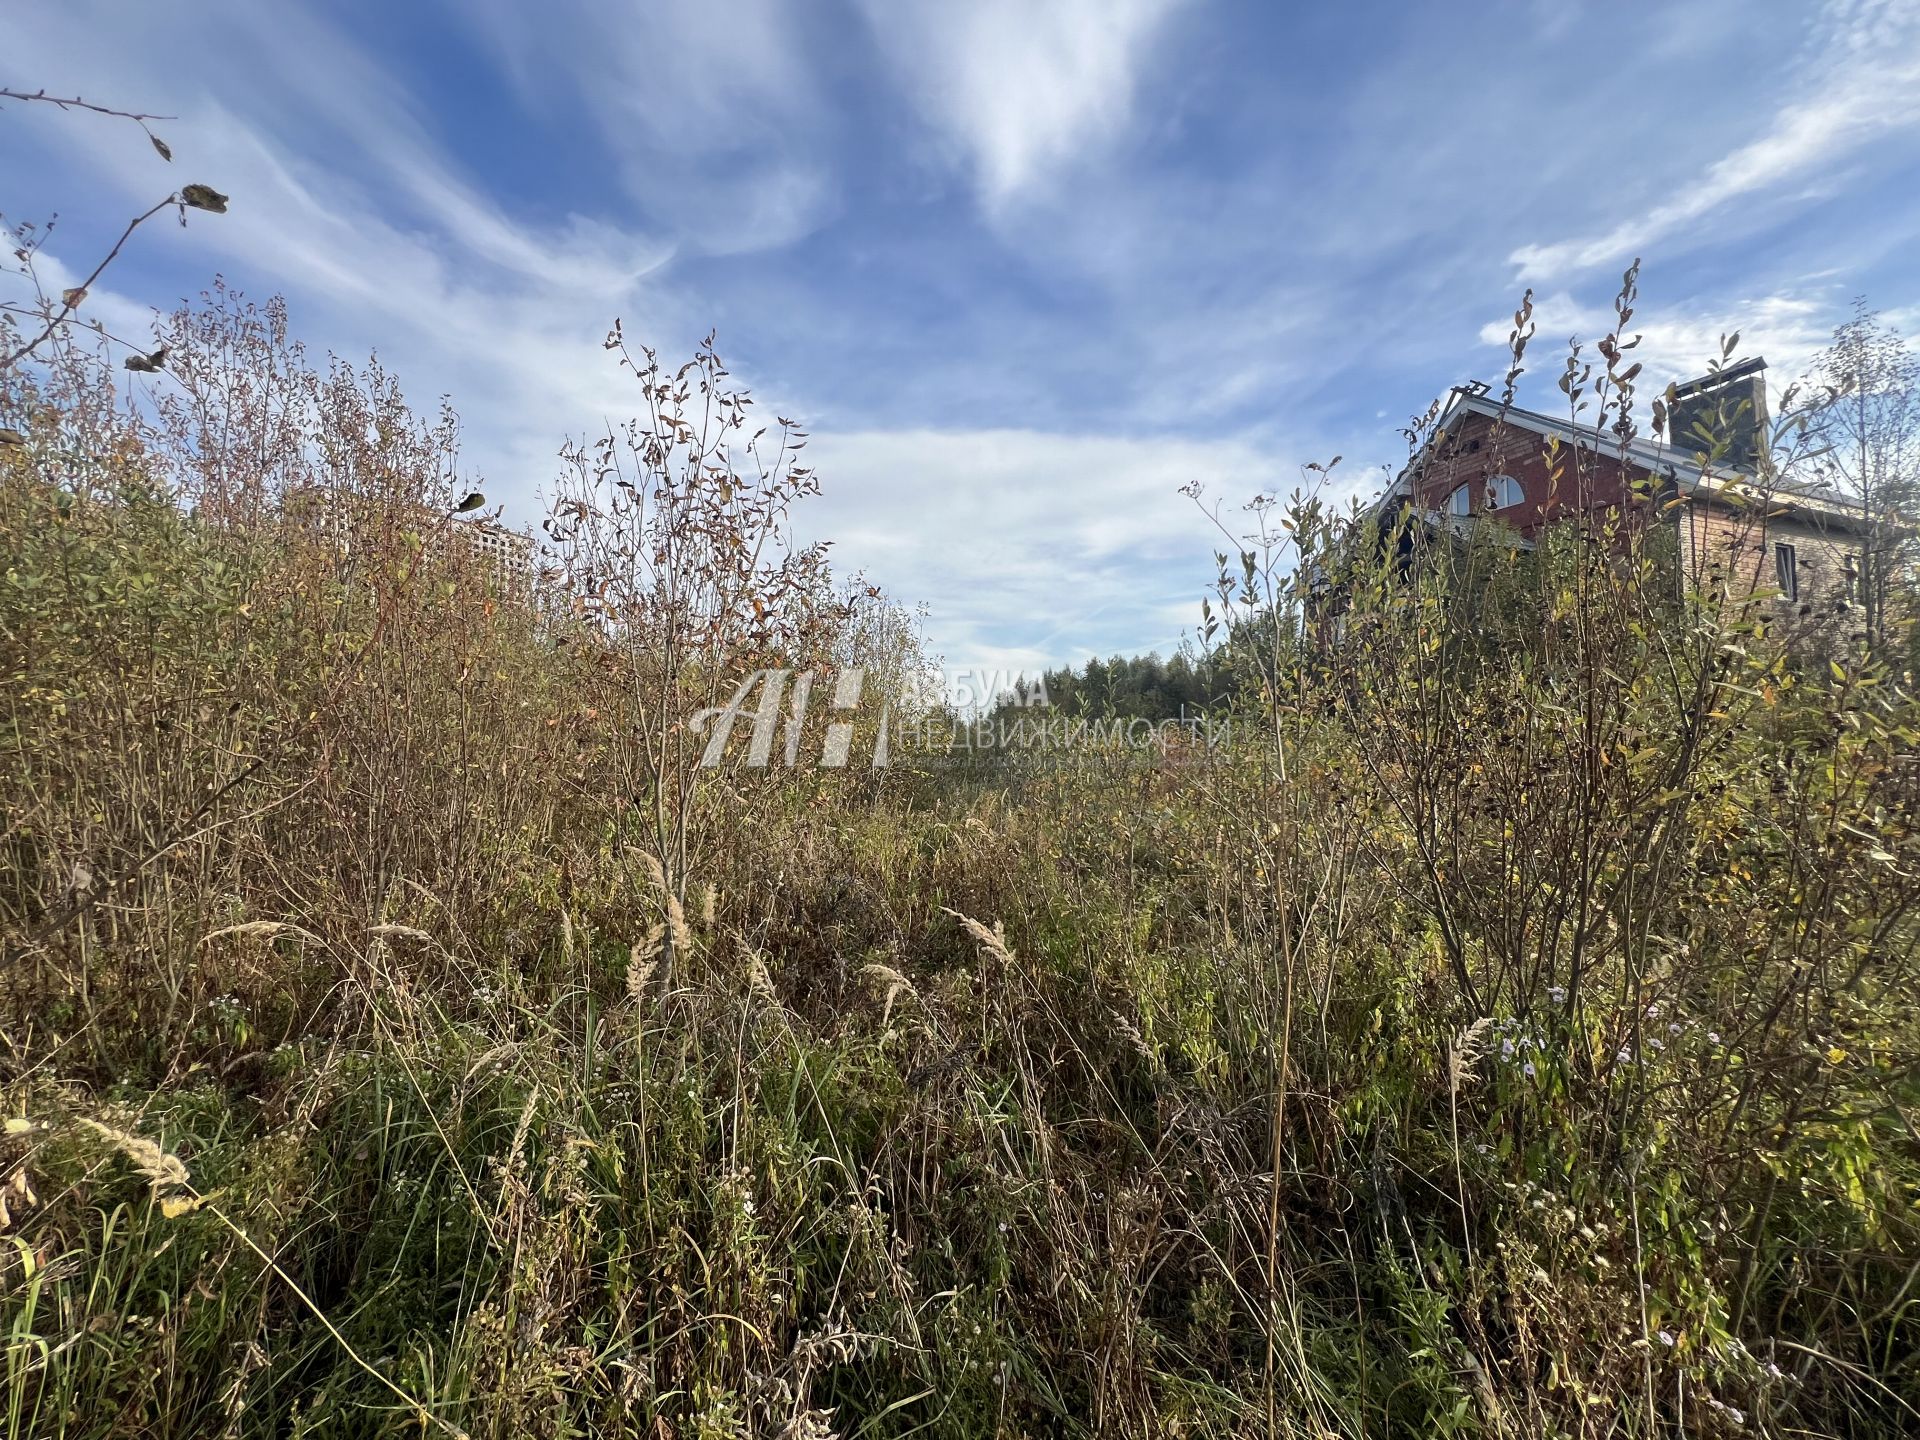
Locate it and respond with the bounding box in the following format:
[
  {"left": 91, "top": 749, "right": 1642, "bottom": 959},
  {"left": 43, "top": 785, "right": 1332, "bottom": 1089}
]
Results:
[{"left": 1676, "top": 497, "right": 1863, "bottom": 626}]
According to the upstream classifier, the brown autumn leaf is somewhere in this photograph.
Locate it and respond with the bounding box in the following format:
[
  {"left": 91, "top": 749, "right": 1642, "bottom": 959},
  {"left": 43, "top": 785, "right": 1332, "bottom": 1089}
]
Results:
[
  {"left": 61, "top": 286, "right": 87, "bottom": 310},
  {"left": 179, "top": 184, "right": 228, "bottom": 214},
  {"left": 150, "top": 134, "right": 173, "bottom": 162}
]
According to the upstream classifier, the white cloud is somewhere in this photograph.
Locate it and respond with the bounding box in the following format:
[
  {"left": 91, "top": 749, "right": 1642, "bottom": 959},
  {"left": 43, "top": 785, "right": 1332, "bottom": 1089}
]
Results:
[
  {"left": 0, "top": 0, "right": 703, "bottom": 515},
  {"left": 10, "top": 0, "right": 1907, "bottom": 675},
  {"left": 802, "top": 424, "right": 1292, "bottom": 665},
  {"left": 1509, "top": 0, "right": 1920, "bottom": 282},
  {"left": 0, "top": 0, "right": 1260, "bottom": 669},
  {"left": 457, "top": 0, "right": 838, "bottom": 255},
  {"left": 0, "top": 1, "right": 1266, "bottom": 669},
  {"left": 857, "top": 0, "right": 1187, "bottom": 211},
  {"left": 1476, "top": 288, "right": 1839, "bottom": 393}
]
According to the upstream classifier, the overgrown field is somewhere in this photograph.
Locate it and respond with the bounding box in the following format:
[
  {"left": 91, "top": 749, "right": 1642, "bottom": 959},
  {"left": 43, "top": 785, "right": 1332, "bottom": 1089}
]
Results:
[{"left": 4, "top": 298, "right": 1918, "bottom": 1438}]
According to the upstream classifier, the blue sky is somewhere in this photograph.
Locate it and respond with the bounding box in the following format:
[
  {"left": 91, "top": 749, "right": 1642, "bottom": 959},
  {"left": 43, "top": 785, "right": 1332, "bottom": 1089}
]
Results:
[{"left": 5, "top": 0, "right": 1919, "bottom": 672}]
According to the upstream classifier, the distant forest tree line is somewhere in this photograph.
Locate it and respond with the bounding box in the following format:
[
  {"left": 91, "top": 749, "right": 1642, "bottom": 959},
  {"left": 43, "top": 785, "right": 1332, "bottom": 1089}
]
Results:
[{"left": 993, "top": 648, "right": 1226, "bottom": 723}]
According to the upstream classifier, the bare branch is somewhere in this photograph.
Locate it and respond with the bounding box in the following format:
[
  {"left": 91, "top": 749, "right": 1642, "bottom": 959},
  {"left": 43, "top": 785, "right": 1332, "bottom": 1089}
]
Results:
[
  {"left": 0, "top": 196, "right": 173, "bottom": 371},
  {"left": 0, "top": 88, "right": 173, "bottom": 123},
  {"left": 0, "top": 87, "right": 176, "bottom": 158}
]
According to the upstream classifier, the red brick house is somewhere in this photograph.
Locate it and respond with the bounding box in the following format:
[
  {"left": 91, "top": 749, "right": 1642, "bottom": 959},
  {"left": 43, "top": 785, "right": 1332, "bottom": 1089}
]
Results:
[{"left": 1362, "top": 358, "right": 1874, "bottom": 619}]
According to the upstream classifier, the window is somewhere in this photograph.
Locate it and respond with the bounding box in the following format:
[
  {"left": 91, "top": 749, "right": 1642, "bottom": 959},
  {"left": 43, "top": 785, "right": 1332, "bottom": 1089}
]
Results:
[
  {"left": 1485, "top": 474, "right": 1524, "bottom": 510},
  {"left": 1774, "top": 542, "right": 1798, "bottom": 601},
  {"left": 1443, "top": 474, "right": 1524, "bottom": 516}
]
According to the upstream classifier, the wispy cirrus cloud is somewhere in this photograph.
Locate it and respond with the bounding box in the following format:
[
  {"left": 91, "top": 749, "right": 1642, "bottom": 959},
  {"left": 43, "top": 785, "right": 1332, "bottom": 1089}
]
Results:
[
  {"left": 1476, "top": 288, "right": 1838, "bottom": 395},
  {"left": 0, "top": 0, "right": 694, "bottom": 491},
  {"left": 455, "top": 0, "right": 839, "bottom": 256},
  {"left": 856, "top": 0, "right": 1189, "bottom": 212},
  {"left": 1509, "top": 0, "right": 1920, "bottom": 283}
]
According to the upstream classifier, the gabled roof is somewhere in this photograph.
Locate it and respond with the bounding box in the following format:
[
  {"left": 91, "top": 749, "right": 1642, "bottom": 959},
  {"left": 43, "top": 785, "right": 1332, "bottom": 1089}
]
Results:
[{"left": 1369, "top": 385, "right": 1874, "bottom": 534}]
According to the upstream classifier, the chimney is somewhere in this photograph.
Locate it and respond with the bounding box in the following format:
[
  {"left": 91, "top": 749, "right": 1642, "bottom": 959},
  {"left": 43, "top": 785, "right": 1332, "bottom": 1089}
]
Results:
[{"left": 1666, "top": 356, "right": 1769, "bottom": 474}]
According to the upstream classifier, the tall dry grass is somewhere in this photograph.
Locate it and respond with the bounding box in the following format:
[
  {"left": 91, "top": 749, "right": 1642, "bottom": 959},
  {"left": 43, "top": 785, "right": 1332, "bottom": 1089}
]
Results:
[{"left": 1, "top": 287, "right": 1917, "bottom": 1439}]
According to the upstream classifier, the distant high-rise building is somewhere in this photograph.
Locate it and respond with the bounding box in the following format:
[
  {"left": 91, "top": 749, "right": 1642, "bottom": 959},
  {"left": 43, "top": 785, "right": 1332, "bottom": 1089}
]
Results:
[
  {"left": 275, "top": 482, "right": 537, "bottom": 596},
  {"left": 455, "top": 518, "right": 535, "bottom": 594}
]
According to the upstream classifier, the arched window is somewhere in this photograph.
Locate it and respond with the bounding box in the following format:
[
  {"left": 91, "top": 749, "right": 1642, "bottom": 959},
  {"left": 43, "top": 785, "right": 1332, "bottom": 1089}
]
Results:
[
  {"left": 1444, "top": 474, "right": 1525, "bottom": 515},
  {"left": 1485, "top": 474, "right": 1524, "bottom": 509}
]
